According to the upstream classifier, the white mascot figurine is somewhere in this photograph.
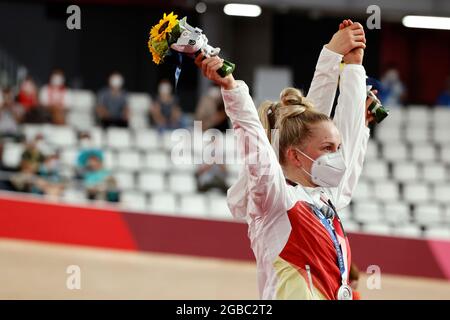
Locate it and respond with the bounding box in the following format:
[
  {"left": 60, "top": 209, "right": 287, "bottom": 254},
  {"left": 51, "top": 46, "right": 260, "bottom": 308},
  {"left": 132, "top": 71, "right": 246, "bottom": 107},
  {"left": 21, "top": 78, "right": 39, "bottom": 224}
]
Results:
[{"left": 170, "top": 18, "right": 235, "bottom": 77}]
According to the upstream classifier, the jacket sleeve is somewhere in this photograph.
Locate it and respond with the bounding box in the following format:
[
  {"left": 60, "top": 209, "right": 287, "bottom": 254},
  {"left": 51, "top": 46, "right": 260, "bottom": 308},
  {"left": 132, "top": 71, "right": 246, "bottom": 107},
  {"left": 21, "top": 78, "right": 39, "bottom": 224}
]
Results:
[
  {"left": 222, "top": 81, "right": 287, "bottom": 220},
  {"left": 306, "top": 46, "right": 343, "bottom": 117},
  {"left": 326, "top": 64, "right": 370, "bottom": 210}
]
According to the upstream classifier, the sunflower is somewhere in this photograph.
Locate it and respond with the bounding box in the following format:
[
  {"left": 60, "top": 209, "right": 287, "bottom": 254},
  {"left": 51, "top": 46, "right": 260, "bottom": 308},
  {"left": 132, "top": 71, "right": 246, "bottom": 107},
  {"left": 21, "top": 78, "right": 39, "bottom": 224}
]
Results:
[
  {"left": 150, "top": 12, "right": 178, "bottom": 42},
  {"left": 148, "top": 42, "right": 162, "bottom": 64}
]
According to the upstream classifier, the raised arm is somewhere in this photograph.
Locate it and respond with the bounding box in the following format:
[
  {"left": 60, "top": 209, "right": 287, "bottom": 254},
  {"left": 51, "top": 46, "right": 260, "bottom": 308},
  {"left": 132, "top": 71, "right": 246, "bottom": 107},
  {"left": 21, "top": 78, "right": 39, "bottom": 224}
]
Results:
[
  {"left": 327, "top": 31, "right": 369, "bottom": 210},
  {"left": 195, "top": 54, "right": 287, "bottom": 219},
  {"left": 307, "top": 21, "right": 366, "bottom": 116}
]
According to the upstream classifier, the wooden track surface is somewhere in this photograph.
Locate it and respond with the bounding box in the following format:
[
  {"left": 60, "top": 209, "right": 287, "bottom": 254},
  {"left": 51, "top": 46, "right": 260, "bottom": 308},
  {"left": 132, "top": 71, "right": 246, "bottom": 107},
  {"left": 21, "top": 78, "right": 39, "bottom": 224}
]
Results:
[{"left": 1, "top": 238, "right": 449, "bottom": 300}]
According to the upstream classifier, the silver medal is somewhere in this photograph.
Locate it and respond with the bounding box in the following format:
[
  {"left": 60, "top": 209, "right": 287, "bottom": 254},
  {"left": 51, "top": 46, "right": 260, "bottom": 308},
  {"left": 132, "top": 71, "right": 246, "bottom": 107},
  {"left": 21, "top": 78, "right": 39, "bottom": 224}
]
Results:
[{"left": 337, "top": 284, "right": 353, "bottom": 300}]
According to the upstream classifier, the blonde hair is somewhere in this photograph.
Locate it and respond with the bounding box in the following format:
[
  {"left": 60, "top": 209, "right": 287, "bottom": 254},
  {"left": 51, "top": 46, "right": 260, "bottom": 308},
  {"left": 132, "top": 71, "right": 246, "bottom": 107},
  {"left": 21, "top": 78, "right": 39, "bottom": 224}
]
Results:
[{"left": 258, "top": 87, "right": 331, "bottom": 164}]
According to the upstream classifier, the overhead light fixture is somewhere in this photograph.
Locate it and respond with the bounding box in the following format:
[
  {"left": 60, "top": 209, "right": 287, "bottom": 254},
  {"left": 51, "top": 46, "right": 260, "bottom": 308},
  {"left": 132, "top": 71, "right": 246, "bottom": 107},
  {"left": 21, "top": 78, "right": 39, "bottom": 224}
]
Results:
[
  {"left": 223, "top": 3, "right": 262, "bottom": 17},
  {"left": 402, "top": 15, "right": 450, "bottom": 30}
]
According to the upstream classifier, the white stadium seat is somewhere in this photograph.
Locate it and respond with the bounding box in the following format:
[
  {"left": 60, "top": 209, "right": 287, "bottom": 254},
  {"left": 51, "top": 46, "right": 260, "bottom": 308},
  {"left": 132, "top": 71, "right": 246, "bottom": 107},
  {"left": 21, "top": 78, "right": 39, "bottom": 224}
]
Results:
[
  {"left": 432, "top": 127, "right": 450, "bottom": 145},
  {"left": 352, "top": 201, "right": 383, "bottom": 223},
  {"left": 106, "top": 128, "right": 132, "bottom": 149},
  {"left": 121, "top": 191, "right": 147, "bottom": 211},
  {"left": 67, "top": 111, "right": 94, "bottom": 131},
  {"left": 403, "top": 183, "right": 431, "bottom": 204},
  {"left": 145, "top": 151, "right": 171, "bottom": 171},
  {"left": 432, "top": 107, "right": 450, "bottom": 127},
  {"left": 375, "top": 125, "right": 402, "bottom": 143},
  {"left": 116, "top": 150, "right": 142, "bottom": 171},
  {"left": 406, "top": 106, "right": 430, "bottom": 124},
  {"left": 352, "top": 180, "right": 372, "bottom": 201},
  {"left": 134, "top": 129, "right": 160, "bottom": 150},
  {"left": 422, "top": 163, "right": 447, "bottom": 183},
  {"left": 414, "top": 204, "right": 443, "bottom": 226},
  {"left": 22, "top": 124, "right": 44, "bottom": 142},
  {"left": 207, "top": 193, "right": 232, "bottom": 219},
  {"left": 411, "top": 144, "right": 436, "bottom": 163},
  {"left": 69, "top": 90, "right": 95, "bottom": 112},
  {"left": 365, "top": 140, "right": 379, "bottom": 160},
  {"left": 2, "top": 142, "right": 24, "bottom": 168},
  {"left": 114, "top": 171, "right": 135, "bottom": 190},
  {"left": 137, "top": 172, "right": 166, "bottom": 193},
  {"left": 60, "top": 148, "right": 79, "bottom": 167},
  {"left": 392, "top": 162, "right": 419, "bottom": 182},
  {"left": 89, "top": 127, "right": 105, "bottom": 147},
  {"left": 103, "top": 150, "right": 117, "bottom": 170},
  {"left": 168, "top": 173, "right": 197, "bottom": 193},
  {"left": 361, "top": 222, "right": 392, "bottom": 236},
  {"left": 63, "top": 188, "right": 87, "bottom": 204},
  {"left": 383, "top": 202, "right": 411, "bottom": 225},
  {"left": 373, "top": 180, "right": 399, "bottom": 201},
  {"left": 383, "top": 142, "right": 408, "bottom": 162},
  {"left": 423, "top": 226, "right": 450, "bottom": 240},
  {"left": 179, "top": 194, "right": 208, "bottom": 217},
  {"left": 128, "top": 93, "right": 151, "bottom": 114},
  {"left": 440, "top": 144, "right": 450, "bottom": 164},
  {"left": 44, "top": 125, "right": 77, "bottom": 147},
  {"left": 362, "top": 160, "right": 389, "bottom": 180},
  {"left": 148, "top": 192, "right": 177, "bottom": 214},
  {"left": 404, "top": 125, "right": 429, "bottom": 143},
  {"left": 432, "top": 184, "right": 450, "bottom": 204},
  {"left": 392, "top": 224, "right": 423, "bottom": 238}
]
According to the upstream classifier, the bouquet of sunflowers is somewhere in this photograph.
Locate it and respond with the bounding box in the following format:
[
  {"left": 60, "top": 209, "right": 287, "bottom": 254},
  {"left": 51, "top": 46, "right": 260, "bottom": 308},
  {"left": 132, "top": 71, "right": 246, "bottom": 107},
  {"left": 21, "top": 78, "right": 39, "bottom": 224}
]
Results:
[{"left": 148, "top": 12, "right": 235, "bottom": 77}]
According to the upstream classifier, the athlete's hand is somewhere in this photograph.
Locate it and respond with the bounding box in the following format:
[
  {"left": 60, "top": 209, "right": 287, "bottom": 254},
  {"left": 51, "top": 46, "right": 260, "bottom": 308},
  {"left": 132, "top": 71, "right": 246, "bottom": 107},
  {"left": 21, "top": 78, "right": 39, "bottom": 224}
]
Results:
[{"left": 195, "top": 53, "right": 237, "bottom": 90}]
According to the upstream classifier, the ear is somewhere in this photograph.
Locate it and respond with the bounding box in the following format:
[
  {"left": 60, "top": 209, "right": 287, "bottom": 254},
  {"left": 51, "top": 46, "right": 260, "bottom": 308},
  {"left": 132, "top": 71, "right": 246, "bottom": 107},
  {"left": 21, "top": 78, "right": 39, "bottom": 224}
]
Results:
[{"left": 286, "top": 147, "right": 302, "bottom": 167}]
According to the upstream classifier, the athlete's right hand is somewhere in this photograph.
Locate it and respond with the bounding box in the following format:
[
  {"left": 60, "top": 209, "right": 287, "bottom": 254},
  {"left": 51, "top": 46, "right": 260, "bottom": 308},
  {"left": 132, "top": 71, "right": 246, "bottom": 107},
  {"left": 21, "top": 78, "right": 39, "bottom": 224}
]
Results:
[
  {"left": 326, "top": 20, "right": 366, "bottom": 55},
  {"left": 195, "top": 53, "right": 237, "bottom": 90}
]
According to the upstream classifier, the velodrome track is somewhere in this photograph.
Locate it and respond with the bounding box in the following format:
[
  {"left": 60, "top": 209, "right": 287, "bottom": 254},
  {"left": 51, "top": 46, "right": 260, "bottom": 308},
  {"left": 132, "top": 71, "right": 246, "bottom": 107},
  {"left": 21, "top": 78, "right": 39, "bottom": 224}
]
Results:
[{"left": 1, "top": 192, "right": 449, "bottom": 300}]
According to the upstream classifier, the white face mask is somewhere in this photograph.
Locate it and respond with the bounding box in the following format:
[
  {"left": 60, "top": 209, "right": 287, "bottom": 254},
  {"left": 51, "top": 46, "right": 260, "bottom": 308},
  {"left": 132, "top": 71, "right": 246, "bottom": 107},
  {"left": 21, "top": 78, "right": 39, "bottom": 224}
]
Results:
[
  {"left": 158, "top": 83, "right": 172, "bottom": 95},
  {"left": 110, "top": 75, "right": 123, "bottom": 89},
  {"left": 296, "top": 148, "right": 346, "bottom": 188},
  {"left": 50, "top": 74, "right": 64, "bottom": 86}
]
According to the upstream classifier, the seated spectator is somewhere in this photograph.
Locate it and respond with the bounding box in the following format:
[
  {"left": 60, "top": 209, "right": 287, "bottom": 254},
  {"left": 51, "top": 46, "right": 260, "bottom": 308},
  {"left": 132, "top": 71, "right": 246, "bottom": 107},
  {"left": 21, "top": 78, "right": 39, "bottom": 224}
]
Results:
[
  {"left": 34, "top": 150, "right": 65, "bottom": 198},
  {"left": 76, "top": 132, "right": 104, "bottom": 178},
  {"left": 39, "top": 69, "right": 68, "bottom": 125},
  {"left": 379, "top": 66, "right": 406, "bottom": 107},
  {"left": 195, "top": 163, "right": 229, "bottom": 194},
  {"left": 436, "top": 76, "right": 450, "bottom": 107},
  {"left": 195, "top": 86, "right": 230, "bottom": 133},
  {"left": 0, "top": 88, "right": 25, "bottom": 140},
  {"left": 20, "top": 77, "right": 51, "bottom": 124},
  {"left": 96, "top": 72, "right": 129, "bottom": 128},
  {"left": 150, "top": 79, "right": 185, "bottom": 131},
  {"left": 10, "top": 135, "right": 46, "bottom": 193},
  {"left": 18, "top": 76, "right": 38, "bottom": 111},
  {"left": 83, "top": 154, "right": 119, "bottom": 202}
]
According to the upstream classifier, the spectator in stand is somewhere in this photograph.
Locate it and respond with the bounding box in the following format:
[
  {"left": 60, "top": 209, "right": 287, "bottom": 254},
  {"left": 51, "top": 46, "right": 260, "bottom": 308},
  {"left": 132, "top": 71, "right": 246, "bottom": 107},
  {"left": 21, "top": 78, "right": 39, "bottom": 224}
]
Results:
[
  {"left": 0, "top": 88, "right": 25, "bottom": 140},
  {"left": 76, "top": 132, "right": 104, "bottom": 179},
  {"left": 436, "top": 76, "right": 450, "bottom": 107},
  {"left": 20, "top": 77, "right": 51, "bottom": 124},
  {"left": 10, "top": 135, "right": 46, "bottom": 193},
  {"left": 195, "top": 86, "right": 230, "bottom": 133},
  {"left": 17, "top": 76, "right": 38, "bottom": 111},
  {"left": 83, "top": 154, "right": 119, "bottom": 202},
  {"left": 96, "top": 72, "right": 129, "bottom": 128},
  {"left": 379, "top": 66, "right": 406, "bottom": 107},
  {"left": 34, "top": 149, "right": 65, "bottom": 198},
  {"left": 40, "top": 69, "right": 68, "bottom": 125},
  {"left": 150, "top": 79, "right": 185, "bottom": 132}
]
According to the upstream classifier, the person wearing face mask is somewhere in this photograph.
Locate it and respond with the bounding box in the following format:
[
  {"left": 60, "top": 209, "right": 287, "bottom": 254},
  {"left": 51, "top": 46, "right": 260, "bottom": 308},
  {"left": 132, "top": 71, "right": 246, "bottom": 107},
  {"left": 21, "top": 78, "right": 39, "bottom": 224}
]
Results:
[
  {"left": 76, "top": 132, "right": 104, "bottom": 179},
  {"left": 96, "top": 72, "right": 129, "bottom": 128},
  {"left": 149, "top": 79, "right": 184, "bottom": 131},
  {"left": 39, "top": 69, "right": 68, "bottom": 125},
  {"left": 195, "top": 20, "right": 370, "bottom": 300}
]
